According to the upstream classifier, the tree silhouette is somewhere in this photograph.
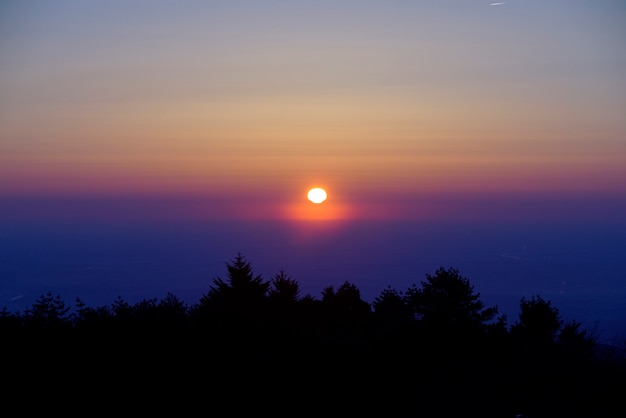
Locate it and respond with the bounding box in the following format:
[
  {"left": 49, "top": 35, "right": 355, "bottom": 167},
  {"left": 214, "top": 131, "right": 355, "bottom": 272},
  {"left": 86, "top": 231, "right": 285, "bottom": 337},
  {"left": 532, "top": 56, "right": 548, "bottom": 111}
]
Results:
[
  {"left": 316, "top": 281, "right": 372, "bottom": 359},
  {"left": 321, "top": 281, "right": 371, "bottom": 317},
  {"left": 111, "top": 295, "right": 132, "bottom": 318},
  {"left": 3, "top": 254, "right": 626, "bottom": 417},
  {"left": 74, "top": 297, "right": 113, "bottom": 333},
  {"left": 189, "top": 252, "right": 272, "bottom": 356},
  {"left": 405, "top": 267, "right": 498, "bottom": 333},
  {"left": 0, "top": 306, "right": 22, "bottom": 337},
  {"left": 198, "top": 252, "right": 270, "bottom": 311},
  {"left": 559, "top": 319, "right": 595, "bottom": 360},
  {"left": 268, "top": 269, "right": 300, "bottom": 305},
  {"left": 371, "top": 286, "right": 416, "bottom": 367},
  {"left": 512, "top": 294, "right": 562, "bottom": 343},
  {"left": 157, "top": 292, "right": 189, "bottom": 327},
  {"left": 23, "top": 291, "right": 71, "bottom": 332},
  {"left": 372, "top": 286, "right": 411, "bottom": 323}
]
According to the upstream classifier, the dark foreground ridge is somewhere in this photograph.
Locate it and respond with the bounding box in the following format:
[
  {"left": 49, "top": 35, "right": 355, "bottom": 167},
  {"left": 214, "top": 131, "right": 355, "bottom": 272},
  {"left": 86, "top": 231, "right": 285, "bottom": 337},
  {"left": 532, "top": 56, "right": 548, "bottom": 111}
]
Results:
[{"left": 2, "top": 253, "right": 625, "bottom": 417}]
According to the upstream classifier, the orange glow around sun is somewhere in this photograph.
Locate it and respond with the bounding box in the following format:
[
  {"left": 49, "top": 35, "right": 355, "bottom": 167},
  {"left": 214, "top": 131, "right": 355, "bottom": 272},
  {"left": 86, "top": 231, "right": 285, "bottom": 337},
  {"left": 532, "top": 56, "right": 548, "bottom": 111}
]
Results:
[{"left": 283, "top": 186, "right": 350, "bottom": 221}]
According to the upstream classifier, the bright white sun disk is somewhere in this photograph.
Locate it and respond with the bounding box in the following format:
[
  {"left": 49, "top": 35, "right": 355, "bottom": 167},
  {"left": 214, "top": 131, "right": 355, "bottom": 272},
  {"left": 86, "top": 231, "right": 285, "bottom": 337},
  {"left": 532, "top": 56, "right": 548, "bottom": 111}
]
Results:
[{"left": 307, "top": 188, "right": 327, "bottom": 204}]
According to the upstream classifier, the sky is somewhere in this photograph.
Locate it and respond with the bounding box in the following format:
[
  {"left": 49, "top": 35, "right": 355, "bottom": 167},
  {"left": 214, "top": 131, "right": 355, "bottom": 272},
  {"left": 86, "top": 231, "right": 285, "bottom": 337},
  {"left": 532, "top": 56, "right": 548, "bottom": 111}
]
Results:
[{"left": 1, "top": 1, "right": 625, "bottom": 340}]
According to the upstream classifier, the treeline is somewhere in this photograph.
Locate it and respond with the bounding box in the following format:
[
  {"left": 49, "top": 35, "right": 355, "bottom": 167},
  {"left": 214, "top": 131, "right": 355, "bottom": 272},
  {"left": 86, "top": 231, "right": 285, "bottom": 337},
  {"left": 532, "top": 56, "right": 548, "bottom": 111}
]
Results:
[{"left": 2, "top": 252, "right": 625, "bottom": 417}]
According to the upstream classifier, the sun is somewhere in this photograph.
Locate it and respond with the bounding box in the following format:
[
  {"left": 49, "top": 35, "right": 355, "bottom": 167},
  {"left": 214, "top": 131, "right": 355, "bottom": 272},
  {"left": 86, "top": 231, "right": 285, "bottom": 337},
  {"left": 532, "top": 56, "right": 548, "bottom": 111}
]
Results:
[{"left": 307, "top": 187, "right": 327, "bottom": 204}]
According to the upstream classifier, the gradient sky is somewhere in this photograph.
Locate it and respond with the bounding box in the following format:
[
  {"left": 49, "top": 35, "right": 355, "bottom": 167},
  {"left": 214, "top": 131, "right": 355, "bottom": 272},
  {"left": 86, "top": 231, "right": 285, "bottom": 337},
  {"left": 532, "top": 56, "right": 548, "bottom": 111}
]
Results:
[
  {"left": 2, "top": 0, "right": 625, "bottom": 223},
  {"left": 2, "top": 2, "right": 626, "bottom": 340}
]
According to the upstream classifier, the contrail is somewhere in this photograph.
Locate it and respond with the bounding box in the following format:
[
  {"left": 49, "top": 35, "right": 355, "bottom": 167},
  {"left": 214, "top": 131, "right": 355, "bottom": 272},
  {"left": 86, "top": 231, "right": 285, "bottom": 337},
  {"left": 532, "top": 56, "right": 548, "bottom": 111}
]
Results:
[{"left": 490, "top": 2, "right": 505, "bottom": 5}]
